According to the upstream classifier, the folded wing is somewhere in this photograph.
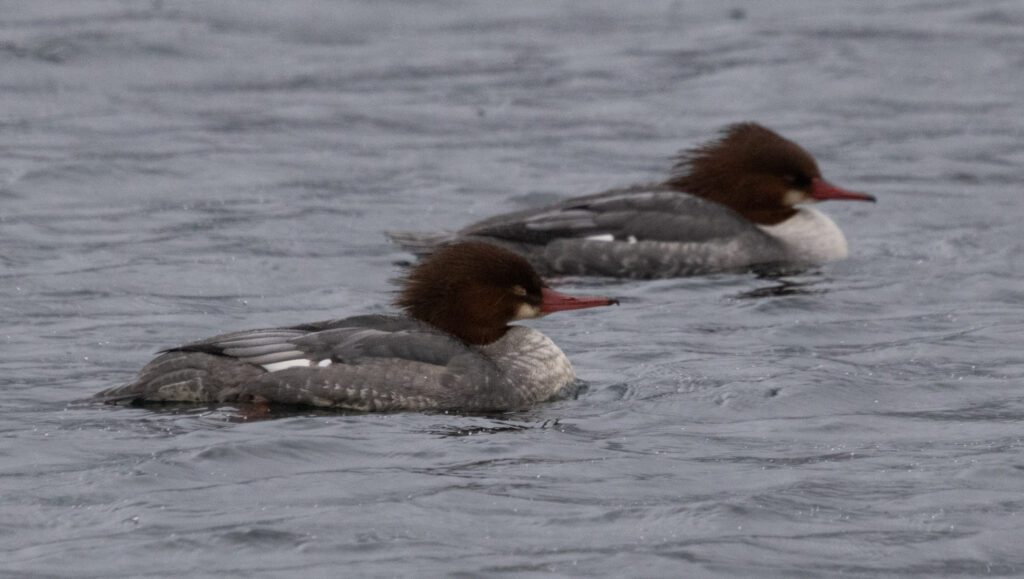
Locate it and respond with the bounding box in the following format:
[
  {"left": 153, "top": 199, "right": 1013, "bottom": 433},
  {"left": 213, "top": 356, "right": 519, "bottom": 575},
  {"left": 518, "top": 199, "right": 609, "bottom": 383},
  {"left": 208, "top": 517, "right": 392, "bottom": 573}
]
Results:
[{"left": 460, "top": 186, "right": 756, "bottom": 245}]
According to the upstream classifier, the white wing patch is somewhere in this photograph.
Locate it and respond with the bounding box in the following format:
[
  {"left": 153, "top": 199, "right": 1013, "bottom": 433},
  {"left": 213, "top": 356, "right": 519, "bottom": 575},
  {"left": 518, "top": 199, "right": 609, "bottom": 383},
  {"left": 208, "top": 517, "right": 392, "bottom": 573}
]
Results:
[
  {"left": 317, "top": 359, "right": 333, "bottom": 367},
  {"left": 584, "top": 233, "right": 640, "bottom": 243},
  {"left": 261, "top": 359, "right": 312, "bottom": 372}
]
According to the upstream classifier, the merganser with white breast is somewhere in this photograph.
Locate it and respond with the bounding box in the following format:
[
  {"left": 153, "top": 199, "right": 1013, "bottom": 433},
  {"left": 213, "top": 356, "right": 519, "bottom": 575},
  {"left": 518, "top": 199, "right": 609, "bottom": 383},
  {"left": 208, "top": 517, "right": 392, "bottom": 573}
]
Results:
[
  {"left": 389, "top": 123, "right": 875, "bottom": 278},
  {"left": 96, "top": 243, "right": 617, "bottom": 411}
]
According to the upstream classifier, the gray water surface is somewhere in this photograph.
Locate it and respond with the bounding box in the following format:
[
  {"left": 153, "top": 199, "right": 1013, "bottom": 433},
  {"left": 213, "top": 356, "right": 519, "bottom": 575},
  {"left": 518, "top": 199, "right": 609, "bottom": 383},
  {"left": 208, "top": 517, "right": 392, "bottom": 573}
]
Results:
[{"left": 3, "top": 1, "right": 1024, "bottom": 577}]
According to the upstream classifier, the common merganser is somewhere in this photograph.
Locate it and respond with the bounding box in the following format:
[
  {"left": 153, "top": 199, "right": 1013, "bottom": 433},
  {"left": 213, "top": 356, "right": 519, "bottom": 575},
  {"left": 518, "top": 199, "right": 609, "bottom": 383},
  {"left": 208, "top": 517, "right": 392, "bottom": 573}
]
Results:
[
  {"left": 389, "top": 123, "right": 875, "bottom": 278},
  {"left": 96, "top": 243, "right": 617, "bottom": 411}
]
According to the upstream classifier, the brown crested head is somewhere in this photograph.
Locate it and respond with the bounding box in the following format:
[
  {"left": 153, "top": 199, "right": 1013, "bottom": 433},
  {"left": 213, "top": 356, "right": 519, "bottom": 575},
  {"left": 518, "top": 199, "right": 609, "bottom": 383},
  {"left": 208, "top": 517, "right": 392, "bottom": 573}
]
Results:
[
  {"left": 666, "top": 123, "right": 874, "bottom": 225},
  {"left": 396, "top": 242, "right": 617, "bottom": 345}
]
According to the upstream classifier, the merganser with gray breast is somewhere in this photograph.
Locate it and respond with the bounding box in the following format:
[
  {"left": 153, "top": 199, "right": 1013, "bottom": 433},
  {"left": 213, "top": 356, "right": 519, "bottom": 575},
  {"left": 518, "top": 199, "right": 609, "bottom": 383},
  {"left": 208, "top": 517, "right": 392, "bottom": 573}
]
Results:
[
  {"left": 389, "top": 123, "right": 875, "bottom": 278},
  {"left": 95, "top": 243, "right": 617, "bottom": 412}
]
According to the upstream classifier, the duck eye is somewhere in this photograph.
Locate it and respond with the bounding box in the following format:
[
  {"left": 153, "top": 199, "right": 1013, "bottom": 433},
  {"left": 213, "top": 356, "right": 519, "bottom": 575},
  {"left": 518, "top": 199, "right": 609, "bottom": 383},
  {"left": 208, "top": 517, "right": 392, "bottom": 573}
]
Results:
[
  {"left": 511, "top": 285, "right": 527, "bottom": 297},
  {"left": 788, "top": 173, "right": 812, "bottom": 189}
]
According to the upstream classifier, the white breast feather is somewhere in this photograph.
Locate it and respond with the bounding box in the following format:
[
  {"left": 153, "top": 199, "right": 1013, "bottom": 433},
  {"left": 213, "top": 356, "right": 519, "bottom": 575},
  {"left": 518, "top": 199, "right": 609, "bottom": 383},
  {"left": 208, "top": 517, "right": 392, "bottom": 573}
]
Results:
[{"left": 757, "top": 207, "right": 848, "bottom": 262}]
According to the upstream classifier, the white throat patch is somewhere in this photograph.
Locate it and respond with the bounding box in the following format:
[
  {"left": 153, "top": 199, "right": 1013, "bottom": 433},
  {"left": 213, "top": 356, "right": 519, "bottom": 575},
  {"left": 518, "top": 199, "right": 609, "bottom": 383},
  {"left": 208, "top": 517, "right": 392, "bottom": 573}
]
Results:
[{"left": 511, "top": 302, "right": 543, "bottom": 321}]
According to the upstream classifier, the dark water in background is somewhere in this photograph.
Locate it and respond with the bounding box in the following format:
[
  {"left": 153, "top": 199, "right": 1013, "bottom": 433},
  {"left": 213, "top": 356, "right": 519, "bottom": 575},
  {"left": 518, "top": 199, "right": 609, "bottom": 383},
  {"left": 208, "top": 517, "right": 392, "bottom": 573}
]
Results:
[{"left": 2, "top": 1, "right": 1024, "bottom": 576}]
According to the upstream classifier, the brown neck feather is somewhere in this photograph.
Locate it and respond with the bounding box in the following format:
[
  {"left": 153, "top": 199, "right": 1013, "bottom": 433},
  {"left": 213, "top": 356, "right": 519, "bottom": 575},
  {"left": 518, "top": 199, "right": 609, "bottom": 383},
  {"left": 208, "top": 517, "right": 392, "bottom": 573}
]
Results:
[
  {"left": 429, "top": 317, "right": 508, "bottom": 346},
  {"left": 739, "top": 206, "right": 798, "bottom": 226}
]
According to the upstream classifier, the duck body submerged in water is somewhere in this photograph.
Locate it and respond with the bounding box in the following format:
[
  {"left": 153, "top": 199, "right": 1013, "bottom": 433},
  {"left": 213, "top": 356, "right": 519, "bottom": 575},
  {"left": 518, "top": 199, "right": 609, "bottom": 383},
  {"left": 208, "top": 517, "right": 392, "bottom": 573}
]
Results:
[
  {"left": 96, "top": 243, "right": 617, "bottom": 412},
  {"left": 389, "top": 123, "right": 875, "bottom": 278}
]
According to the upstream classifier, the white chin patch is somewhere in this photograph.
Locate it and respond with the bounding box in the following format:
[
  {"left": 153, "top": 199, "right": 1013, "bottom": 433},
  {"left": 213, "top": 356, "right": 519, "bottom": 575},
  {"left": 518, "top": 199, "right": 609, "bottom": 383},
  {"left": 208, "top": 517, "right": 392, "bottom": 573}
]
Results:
[
  {"left": 261, "top": 359, "right": 312, "bottom": 372},
  {"left": 784, "top": 189, "right": 809, "bottom": 206},
  {"left": 511, "top": 302, "right": 543, "bottom": 321},
  {"left": 585, "top": 233, "right": 615, "bottom": 242}
]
